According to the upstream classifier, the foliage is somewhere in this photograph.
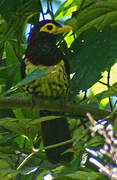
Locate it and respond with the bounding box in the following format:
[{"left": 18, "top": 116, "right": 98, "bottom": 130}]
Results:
[{"left": 0, "top": 0, "right": 117, "bottom": 179}]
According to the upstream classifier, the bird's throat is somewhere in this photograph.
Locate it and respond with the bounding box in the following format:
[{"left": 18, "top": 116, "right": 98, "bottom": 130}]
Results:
[
  {"left": 26, "top": 33, "right": 63, "bottom": 66},
  {"left": 26, "top": 45, "right": 63, "bottom": 66}
]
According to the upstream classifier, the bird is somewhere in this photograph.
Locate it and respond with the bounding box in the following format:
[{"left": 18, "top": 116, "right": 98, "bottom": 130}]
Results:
[{"left": 21, "top": 19, "right": 73, "bottom": 164}]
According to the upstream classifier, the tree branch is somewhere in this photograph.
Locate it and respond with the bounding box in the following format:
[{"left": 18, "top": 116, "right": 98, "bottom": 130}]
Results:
[{"left": 0, "top": 95, "right": 110, "bottom": 119}]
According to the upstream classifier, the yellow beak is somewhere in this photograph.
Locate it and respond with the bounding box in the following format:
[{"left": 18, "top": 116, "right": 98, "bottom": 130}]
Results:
[{"left": 54, "top": 25, "right": 72, "bottom": 34}]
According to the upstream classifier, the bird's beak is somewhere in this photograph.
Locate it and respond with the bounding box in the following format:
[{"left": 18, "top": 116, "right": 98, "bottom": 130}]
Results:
[{"left": 54, "top": 25, "right": 72, "bottom": 34}]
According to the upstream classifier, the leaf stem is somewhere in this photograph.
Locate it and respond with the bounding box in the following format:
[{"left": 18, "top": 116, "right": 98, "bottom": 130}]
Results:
[
  {"left": 17, "top": 139, "right": 73, "bottom": 170},
  {"left": 17, "top": 151, "right": 36, "bottom": 170},
  {"left": 107, "top": 68, "right": 113, "bottom": 111}
]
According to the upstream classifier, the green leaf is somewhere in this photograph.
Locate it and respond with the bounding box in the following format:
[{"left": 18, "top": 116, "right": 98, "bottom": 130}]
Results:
[
  {"left": 0, "top": 0, "right": 21, "bottom": 22},
  {"left": 0, "top": 160, "right": 19, "bottom": 180},
  {"left": 5, "top": 41, "right": 19, "bottom": 67},
  {"left": 15, "top": 67, "right": 49, "bottom": 87},
  {"left": 30, "top": 116, "right": 62, "bottom": 125},
  {"left": 22, "top": 109, "right": 40, "bottom": 119},
  {"left": 69, "top": 151, "right": 82, "bottom": 173},
  {"left": 55, "top": 171, "right": 97, "bottom": 180},
  {"left": 27, "top": 0, "right": 41, "bottom": 25},
  {"left": 0, "top": 159, "right": 10, "bottom": 169},
  {"left": 114, "top": 117, "right": 117, "bottom": 133},
  {"left": 86, "top": 136, "right": 104, "bottom": 147},
  {"left": 0, "top": 169, "right": 19, "bottom": 180},
  {"left": 5, "top": 41, "right": 21, "bottom": 84},
  {"left": 14, "top": 136, "right": 28, "bottom": 149},
  {"left": 99, "top": 82, "right": 117, "bottom": 98},
  {"left": 37, "top": 171, "right": 51, "bottom": 180},
  {"left": 90, "top": 82, "right": 117, "bottom": 101},
  {"left": 0, "top": 0, "right": 41, "bottom": 23},
  {"left": 66, "top": 0, "right": 117, "bottom": 34},
  {"left": 0, "top": 0, "right": 41, "bottom": 47},
  {"left": 0, "top": 117, "right": 29, "bottom": 134},
  {"left": 68, "top": 27, "right": 117, "bottom": 91},
  {"left": 0, "top": 133, "right": 17, "bottom": 145},
  {"left": 13, "top": 108, "right": 25, "bottom": 119}
]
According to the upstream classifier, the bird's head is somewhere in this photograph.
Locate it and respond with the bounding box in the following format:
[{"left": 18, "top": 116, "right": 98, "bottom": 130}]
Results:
[
  {"left": 26, "top": 20, "right": 72, "bottom": 66},
  {"left": 37, "top": 19, "right": 72, "bottom": 34},
  {"left": 28, "top": 20, "right": 72, "bottom": 45}
]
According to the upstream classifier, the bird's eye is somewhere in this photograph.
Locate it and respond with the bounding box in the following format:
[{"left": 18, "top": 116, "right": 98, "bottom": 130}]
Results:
[{"left": 46, "top": 25, "right": 53, "bottom": 30}]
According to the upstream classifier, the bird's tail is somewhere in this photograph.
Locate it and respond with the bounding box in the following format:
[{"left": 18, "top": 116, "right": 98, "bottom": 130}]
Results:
[{"left": 41, "top": 117, "right": 73, "bottom": 164}]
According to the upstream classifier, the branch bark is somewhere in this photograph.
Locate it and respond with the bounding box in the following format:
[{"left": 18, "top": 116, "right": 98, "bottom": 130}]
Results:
[{"left": 0, "top": 95, "right": 110, "bottom": 119}]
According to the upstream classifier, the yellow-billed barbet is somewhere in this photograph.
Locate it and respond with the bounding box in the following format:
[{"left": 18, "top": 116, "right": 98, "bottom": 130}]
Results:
[{"left": 21, "top": 20, "right": 73, "bottom": 164}]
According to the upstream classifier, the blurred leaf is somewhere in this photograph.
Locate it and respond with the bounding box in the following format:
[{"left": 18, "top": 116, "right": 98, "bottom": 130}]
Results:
[
  {"left": 0, "top": 0, "right": 41, "bottom": 47},
  {"left": 14, "top": 135, "right": 27, "bottom": 149},
  {"left": 0, "top": 169, "right": 19, "bottom": 180},
  {"left": 22, "top": 109, "right": 40, "bottom": 119},
  {"left": 0, "top": 0, "right": 21, "bottom": 22},
  {"left": 0, "top": 133, "right": 17, "bottom": 145},
  {"left": 5, "top": 41, "right": 21, "bottom": 84},
  {"left": 37, "top": 170, "right": 51, "bottom": 180},
  {"left": 86, "top": 136, "right": 104, "bottom": 147},
  {"left": 0, "top": 159, "right": 19, "bottom": 180},
  {"left": 15, "top": 67, "right": 49, "bottom": 87},
  {"left": 0, "top": 0, "right": 41, "bottom": 24},
  {"left": 114, "top": 118, "right": 117, "bottom": 133},
  {"left": 13, "top": 108, "right": 24, "bottom": 119},
  {"left": 28, "top": 0, "right": 41, "bottom": 25},
  {"left": 67, "top": 0, "right": 117, "bottom": 34},
  {"left": 30, "top": 116, "right": 62, "bottom": 125},
  {"left": 0, "top": 109, "right": 15, "bottom": 118},
  {"left": 70, "top": 151, "right": 82, "bottom": 173},
  {"left": 0, "top": 117, "right": 30, "bottom": 134},
  {"left": 0, "top": 159, "right": 10, "bottom": 169},
  {"left": 55, "top": 171, "right": 97, "bottom": 180},
  {"left": 55, "top": 177, "right": 73, "bottom": 180}
]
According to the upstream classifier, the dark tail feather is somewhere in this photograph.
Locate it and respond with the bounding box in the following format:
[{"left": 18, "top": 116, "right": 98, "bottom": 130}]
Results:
[{"left": 41, "top": 117, "right": 73, "bottom": 164}]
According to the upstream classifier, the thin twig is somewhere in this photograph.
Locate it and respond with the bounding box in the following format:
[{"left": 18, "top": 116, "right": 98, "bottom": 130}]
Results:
[
  {"left": 107, "top": 68, "right": 113, "bottom": 111},
  {"left": 47, "top": 0, "right": 54, "bottom": 19},
  {"left": 17, "top": 151, "right": 36, "bottom": 170},
  {"left": 99, "top": 80, "right": 107, "bottom": 86},
  {"left": 40, "top": 0, "right": 45, "bottom": 20},
  {"left": 45, "top": 139, "right": 73, "bottom": 150}
]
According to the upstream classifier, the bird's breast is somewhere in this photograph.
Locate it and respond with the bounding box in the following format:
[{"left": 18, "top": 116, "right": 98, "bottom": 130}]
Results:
[{"left": 24, "top": 59, "right": 69, "bottom": 97}]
